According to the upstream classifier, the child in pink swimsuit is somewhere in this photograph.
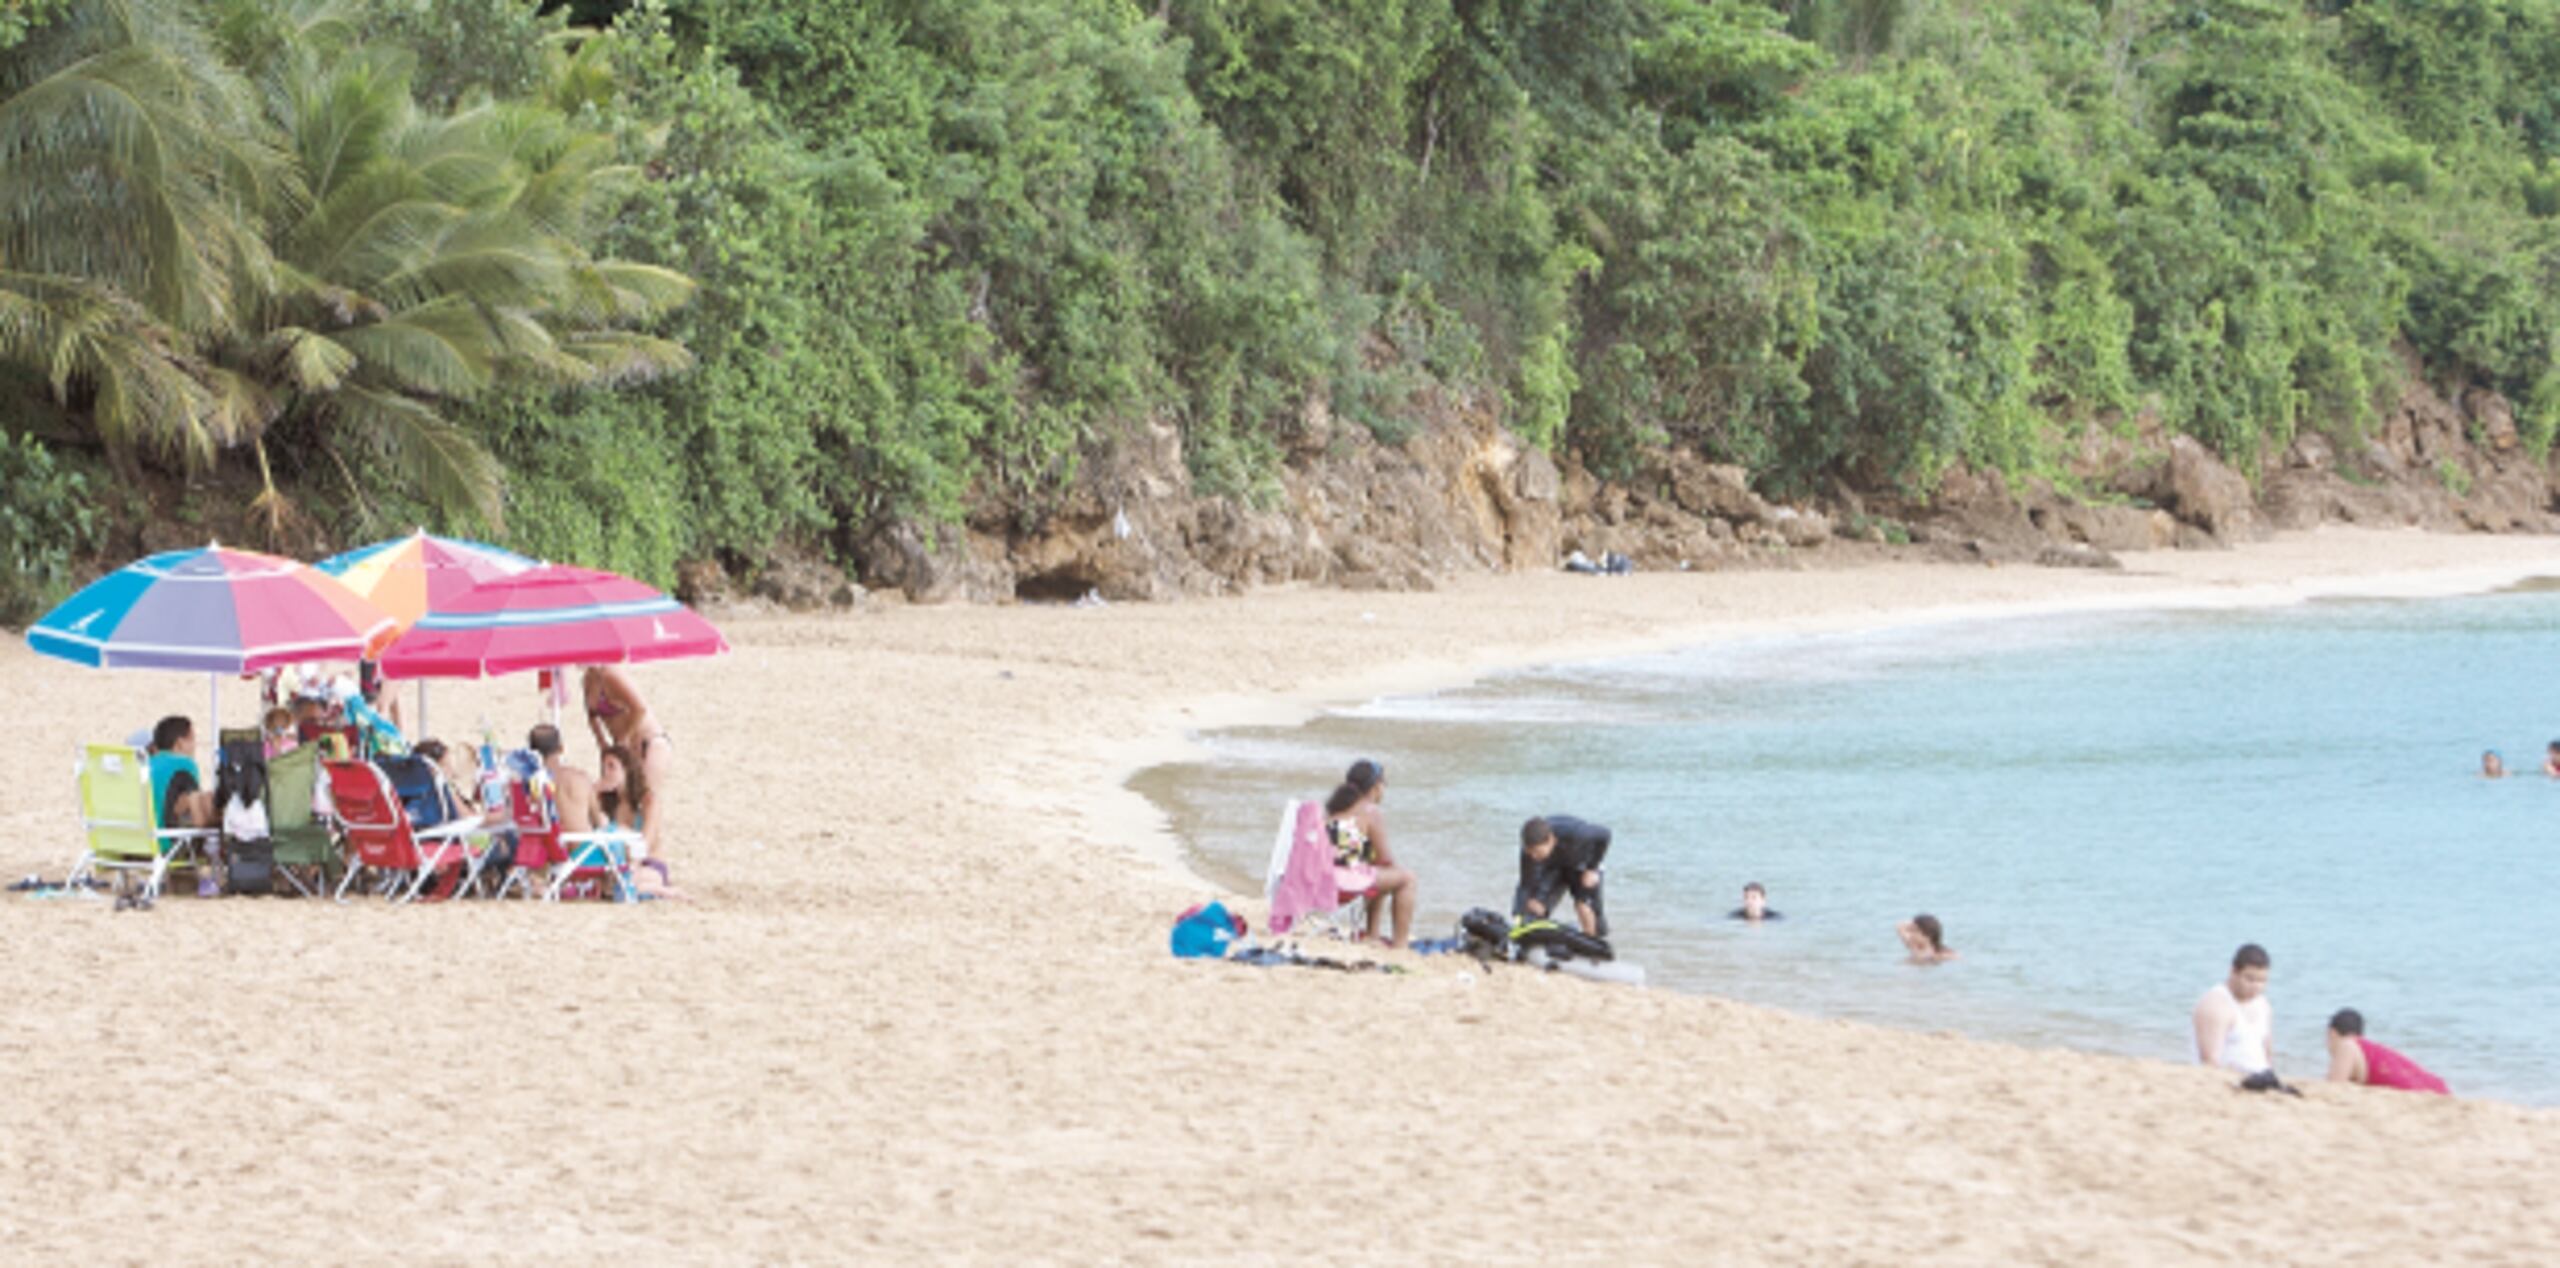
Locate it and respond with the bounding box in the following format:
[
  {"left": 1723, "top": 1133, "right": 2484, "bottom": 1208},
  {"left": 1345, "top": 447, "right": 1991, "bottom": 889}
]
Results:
[{"left": 2326, "top": 1009, "right": 2450, "bottom": 1095}]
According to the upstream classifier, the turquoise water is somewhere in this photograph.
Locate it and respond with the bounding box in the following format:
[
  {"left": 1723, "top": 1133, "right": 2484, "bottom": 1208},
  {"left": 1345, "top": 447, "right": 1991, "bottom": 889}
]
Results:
[{"left": 1135, "top": 584, "right": 2560, "bottom": 1104}]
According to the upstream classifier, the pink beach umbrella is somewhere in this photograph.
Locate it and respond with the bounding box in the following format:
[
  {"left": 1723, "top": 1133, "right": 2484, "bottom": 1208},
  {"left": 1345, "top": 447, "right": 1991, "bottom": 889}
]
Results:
[{"left": 372, "top": 564, "right": 727, "bottom": 681}]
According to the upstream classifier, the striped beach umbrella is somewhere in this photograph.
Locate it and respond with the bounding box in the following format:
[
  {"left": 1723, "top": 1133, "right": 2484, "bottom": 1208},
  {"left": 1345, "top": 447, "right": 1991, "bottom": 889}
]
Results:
[
  {"left": 315, "top": 530, "right": 535, "bottom": 634},
  {"left": 25, "top": 544, "right": 398, "bottom": 727},
  {"left": 375, "top": 564, "right": 727, "bottom": 680},
  {"left": 314, "top": 531, "right": 537, "bottom": 732},
  {"left": 27, "top": 544, "right": 396, "bottom": 673}
]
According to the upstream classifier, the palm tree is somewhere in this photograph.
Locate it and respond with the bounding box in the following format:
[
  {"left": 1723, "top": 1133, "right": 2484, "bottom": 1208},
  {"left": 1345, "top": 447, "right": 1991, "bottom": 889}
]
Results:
[
  {"left": 4, "top": 0, "right": 693, "bottom": 534},
  {"left": 210, "top": 1, "right": 693, "bottom": 532},
  {"left": 0, "top": 0, "right": 282, "bottom": 468}
]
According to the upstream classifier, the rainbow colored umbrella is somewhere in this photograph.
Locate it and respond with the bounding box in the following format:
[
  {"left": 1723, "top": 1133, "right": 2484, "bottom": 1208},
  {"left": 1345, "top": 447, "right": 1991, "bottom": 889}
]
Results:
[
  {"left": 314, "top": 531, "right": 537, "bottom": 733},
  {"left": 375, "top": 564, "right": 727, "bottom": 680},
  {"left": 314, "top": 530, "right": 535, "bottom": 634},
  {"left": 28, "top": 544, "right": 396, "bottom": 672},
  {"left": 26, "top": 543, "right": 398, "bottom": 727}
]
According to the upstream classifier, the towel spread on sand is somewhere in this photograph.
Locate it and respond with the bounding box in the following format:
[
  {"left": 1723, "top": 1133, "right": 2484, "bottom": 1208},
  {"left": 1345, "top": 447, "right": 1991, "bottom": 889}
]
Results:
[{"left": 1268, "top": 799, "right": 1339, "bottom": 934}]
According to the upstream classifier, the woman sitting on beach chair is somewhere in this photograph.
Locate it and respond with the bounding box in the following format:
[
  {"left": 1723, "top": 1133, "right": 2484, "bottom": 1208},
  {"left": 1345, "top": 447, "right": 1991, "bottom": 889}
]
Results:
[
  {"left": 1324, "top": 762, "right": 1413, "bottom": 948},
  {"left": 599, "top": 746, "right": 686, "bottom": 900}
]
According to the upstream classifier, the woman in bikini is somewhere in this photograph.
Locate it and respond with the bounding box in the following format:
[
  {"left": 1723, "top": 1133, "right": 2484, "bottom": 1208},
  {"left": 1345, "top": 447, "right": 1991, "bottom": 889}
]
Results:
[
  {"left": 1323, "top": 760, "right": 1416, "bottom": 948},
  {"left": 598, "top": 746, "right": 686, "bottom": 900},
  {"left": 583, "top": 665, "right": 674, "bottom": 877}
]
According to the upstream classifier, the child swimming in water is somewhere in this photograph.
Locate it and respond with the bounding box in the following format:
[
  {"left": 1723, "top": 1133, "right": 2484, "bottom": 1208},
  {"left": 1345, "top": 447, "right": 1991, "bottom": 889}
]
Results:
[{"left": 1898, "top": 914, "right": 1956, "bottom": 963}]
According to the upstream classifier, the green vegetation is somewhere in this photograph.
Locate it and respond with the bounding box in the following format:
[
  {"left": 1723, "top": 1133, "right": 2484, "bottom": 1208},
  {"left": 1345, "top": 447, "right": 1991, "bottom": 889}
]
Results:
[
  {"left": 7, "top": 0, "right": 2560, "bottom": 592},
  {"left": 0, "top": 430, "right": 97, "bottom": 623}
]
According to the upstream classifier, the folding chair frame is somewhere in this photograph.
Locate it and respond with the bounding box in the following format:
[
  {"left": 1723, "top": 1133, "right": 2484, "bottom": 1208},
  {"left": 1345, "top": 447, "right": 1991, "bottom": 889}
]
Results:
[
  {"left": 324, "top": 761, "right": 491, "bottom": 904},
  {"left": 493, "top": 782, "right": 640, "bottom": 903},
  {"left": 69, "top": 745, "right": 220, "bottom": 902}
]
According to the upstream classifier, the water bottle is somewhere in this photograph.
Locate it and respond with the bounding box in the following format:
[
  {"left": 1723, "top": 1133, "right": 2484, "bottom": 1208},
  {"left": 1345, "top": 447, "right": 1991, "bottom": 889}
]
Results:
[{"left": 478, "top": 720, "right": 506, "bottom": 815}]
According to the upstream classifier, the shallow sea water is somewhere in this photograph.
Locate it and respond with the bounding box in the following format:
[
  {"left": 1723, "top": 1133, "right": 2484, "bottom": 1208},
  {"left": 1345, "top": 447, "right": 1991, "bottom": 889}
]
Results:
[{"left": 1134, "top": 584, "right": 2560, "bottom": 1103}]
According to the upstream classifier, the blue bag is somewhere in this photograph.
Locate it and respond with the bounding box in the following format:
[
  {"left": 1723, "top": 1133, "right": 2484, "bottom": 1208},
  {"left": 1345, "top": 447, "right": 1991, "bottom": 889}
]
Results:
[
  {"left": 372, "top": 754, "right": 448, "bottom": 829},
  {"left": 1170, "top": 902, "right": 1243, "bottom": 959}
]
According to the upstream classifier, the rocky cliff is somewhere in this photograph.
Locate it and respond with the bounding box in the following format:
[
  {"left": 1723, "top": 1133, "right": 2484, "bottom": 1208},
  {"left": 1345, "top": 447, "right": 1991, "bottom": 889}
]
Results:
[{"left": 702, "top": 367, "right": 2560, "bottom": 609}]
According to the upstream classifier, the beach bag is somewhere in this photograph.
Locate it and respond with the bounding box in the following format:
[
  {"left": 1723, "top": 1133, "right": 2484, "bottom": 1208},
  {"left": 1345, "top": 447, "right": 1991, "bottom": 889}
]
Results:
[
  {"left": 1170, "top": 902, "right": 1245, "bottom": 959},
  {"left": 1458, "top": 907, "right": 1515, "bottom": 960},
  {"left": 215, "top": 743, "right": 268, "bottom": 829},
  {"left": 1508, "top": 918, "right": 1613, "bottom": 963},
  {"left": 224, "top": 837, "right": 275, "bottom": 896}
]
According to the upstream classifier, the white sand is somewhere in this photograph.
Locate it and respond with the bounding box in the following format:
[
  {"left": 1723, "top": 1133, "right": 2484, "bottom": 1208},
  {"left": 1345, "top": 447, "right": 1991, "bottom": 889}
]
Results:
[{"left": 4, "top": 526, "right": 2558, "bottom": 1262}]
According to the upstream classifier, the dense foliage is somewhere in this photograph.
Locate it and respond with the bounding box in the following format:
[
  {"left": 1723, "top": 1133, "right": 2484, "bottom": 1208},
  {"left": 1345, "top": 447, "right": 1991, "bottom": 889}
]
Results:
[{"left": 8, "top": 0, "right": 2560, "bottom": 591}]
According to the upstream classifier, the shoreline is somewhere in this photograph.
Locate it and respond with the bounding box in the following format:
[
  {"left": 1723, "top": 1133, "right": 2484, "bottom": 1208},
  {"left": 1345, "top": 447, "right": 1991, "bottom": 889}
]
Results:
[{"left": 1109, "top": 531, "right": 2560, "bottom": 899}]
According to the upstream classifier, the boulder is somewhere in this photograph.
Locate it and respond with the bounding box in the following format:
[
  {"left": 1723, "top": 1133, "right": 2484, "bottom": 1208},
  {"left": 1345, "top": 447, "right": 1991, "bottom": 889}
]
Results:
[
  {"left": 747, "top": 548, "right": 865, "bottom": 611},
  {"left": 1495, "top": 446, "right": 1565, "bottom": 570},
  {"left": 858, "top": 521, "right": 1013, "bottom": 603},
  {"left": 2045, "top": 502, "right": 2177, "bottom": 553},
  {"left": 1771, "top": 507, "right": 1831, "bottom": 548},
  {"left": 2166, "top": 436, "right": 2263, "bottom": 540}
]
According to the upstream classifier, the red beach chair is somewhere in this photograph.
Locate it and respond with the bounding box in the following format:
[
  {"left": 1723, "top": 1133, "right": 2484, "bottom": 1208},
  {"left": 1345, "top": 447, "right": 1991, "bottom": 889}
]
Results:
[
  {"left": 323, "top": 760, "right": 487, "bottom": 903},
  {"left": 492, "top": 779, "right": 637, "bottom": 902}
]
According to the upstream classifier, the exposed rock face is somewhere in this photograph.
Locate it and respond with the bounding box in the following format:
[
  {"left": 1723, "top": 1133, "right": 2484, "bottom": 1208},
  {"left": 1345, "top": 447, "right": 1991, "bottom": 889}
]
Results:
[
  {"left": 856, "top": 392, "right": 1573, "bottom": 603},
  {"left": 2167, "top": 436, "right": 2264, "bottom": 544},
  {"left": 840, "top": 362, "right": 2560, "bottom": 604}
]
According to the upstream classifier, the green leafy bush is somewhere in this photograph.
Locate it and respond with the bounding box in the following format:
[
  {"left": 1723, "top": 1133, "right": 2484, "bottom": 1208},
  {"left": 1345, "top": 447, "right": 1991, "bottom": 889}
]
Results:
[{"left": 0, "top": 434, "right": 98, "bottom": 626}]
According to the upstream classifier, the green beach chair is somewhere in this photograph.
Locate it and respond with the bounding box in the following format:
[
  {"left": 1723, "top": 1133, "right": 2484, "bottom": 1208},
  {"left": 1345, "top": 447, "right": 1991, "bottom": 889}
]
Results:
[
  {"left": 69, "top": 743, "right": 218, "bottom": 901},
  {"left": 262, "top": 745, "right": 338, "bottom": 898}
]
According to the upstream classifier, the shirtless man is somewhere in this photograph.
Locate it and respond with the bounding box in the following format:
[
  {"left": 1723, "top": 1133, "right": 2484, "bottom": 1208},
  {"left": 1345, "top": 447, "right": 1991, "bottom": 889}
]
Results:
[
  {"left": 2194, "top": 943, "right": 2274, "bottom": 1075},
  {"left": 529, "top": 724, "right": 604, "bottom": 835}
]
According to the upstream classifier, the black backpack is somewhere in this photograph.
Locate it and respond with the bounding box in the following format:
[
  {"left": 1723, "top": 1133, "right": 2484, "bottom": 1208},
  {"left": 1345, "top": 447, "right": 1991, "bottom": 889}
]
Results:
[
  {"left": 214, "top": 741, "right": 267, "bottom": 817},
  {"left": 1458, "top": 908, "right": 1515, "bottom": 960},
  {"left": 215, "top": 742, "right": 274, "bottom": 896},
  {"left": 1508, "top": 919, "right": 1614, "bottom": 962}
]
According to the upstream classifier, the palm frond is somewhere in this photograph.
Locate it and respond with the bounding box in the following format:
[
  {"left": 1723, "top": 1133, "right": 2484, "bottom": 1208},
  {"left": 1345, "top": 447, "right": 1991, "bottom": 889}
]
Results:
[
  {"left": 331, "top": 309, "right": 492, "bottom": 397},
  {"left": 327, "top": 384, "right": 502, "bottom": 528},
  {"left": 557, "top": 331, "right": 695, "bottom": 387},
  {"left": 263, "top": 324, "right": 354, "bottom": 390}
]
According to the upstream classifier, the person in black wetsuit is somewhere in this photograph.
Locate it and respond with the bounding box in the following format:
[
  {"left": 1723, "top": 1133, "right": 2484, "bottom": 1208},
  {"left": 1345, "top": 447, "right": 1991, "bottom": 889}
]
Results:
[
  {"left": 1728, "top": 881, "right": 1782, "bottom": 922},
  {"left": 1513, "top": 815, "right": 1609, "bottom": 938}
]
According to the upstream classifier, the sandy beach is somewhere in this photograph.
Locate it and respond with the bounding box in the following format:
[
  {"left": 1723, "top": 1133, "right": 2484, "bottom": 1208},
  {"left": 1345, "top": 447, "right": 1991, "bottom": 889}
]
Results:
[{"left": 6, "top": 525, "right": 2560, "bottom": 1264}]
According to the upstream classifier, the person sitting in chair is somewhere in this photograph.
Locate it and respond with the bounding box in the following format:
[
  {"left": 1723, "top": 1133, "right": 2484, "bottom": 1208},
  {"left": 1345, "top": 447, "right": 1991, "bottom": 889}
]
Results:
[
  {"left": 529, "top": 725, "right": 603, "bottom": 835},
  {"left": 599, "top": 745, "right": 687, "bottom": 900},
  {"left": 1321, "top": 765, "right": 1413, "bottom": 946},
  {"left": 262, "top": 706, "right": 299, "bottom": 760},
  {"left": 147, "top": 716, "right": 222, "bottom": 897}
]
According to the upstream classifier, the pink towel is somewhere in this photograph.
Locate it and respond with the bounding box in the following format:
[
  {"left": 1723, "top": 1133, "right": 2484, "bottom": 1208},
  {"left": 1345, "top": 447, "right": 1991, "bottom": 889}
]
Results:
[{"left": 1268, "top": 800, "right": 1339, "bottom": 934}]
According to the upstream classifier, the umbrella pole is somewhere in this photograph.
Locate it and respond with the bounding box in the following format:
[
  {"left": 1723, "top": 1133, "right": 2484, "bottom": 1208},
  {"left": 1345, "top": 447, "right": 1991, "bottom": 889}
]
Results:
[
  {"left": 418, "top": 680, "right": 430, "bottom": 737},
  {"left": 209, "top": 674, "right": 219, "bottom": 736}
]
